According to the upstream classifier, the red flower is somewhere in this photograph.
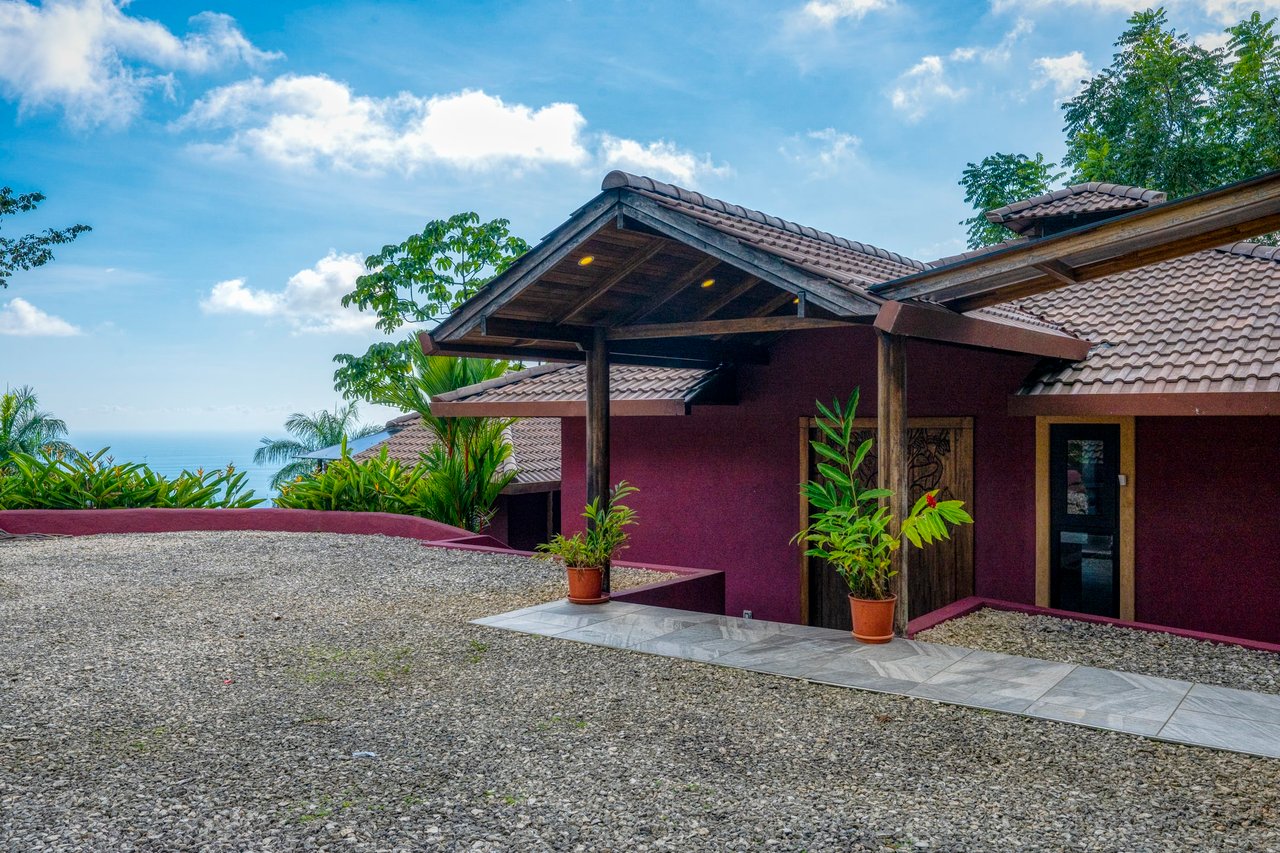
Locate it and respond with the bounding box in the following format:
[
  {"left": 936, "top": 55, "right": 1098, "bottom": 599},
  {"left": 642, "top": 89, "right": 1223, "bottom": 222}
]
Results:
[{"left": 925, "top": 493, "right": 938, "bottom": 509}]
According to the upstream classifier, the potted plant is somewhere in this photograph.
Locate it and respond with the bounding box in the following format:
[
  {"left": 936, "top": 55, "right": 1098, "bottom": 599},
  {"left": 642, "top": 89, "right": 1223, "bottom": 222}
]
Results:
[
  {"left": 793, "top": 390, "right": 973, "bottom": 643},
  {"left": 538, "top": 482, "right": 639, "bottom": 604}
]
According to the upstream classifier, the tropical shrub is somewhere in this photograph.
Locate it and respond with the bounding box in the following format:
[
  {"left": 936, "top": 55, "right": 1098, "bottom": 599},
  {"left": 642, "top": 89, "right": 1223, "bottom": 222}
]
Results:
[
  {"left": 0, "top": 386, "right": 73, "bottom": 466},
  {"left": 255, "top": 403, "right": 381, "bottom": 490},
  {"left": 0, "top": 449, "right": 262, "bottom": 509},
  {"left": 537, "top": 482, "right": 639, "bottom": 570},
  {"left": 793, "top": 390, "right": 972, "bottom": 600},
  {"left": 404, "top": 419, "right": 516, "bottom": 532},
  {"left": 273, "top": 446, "right": 423, "bottom": 515}
]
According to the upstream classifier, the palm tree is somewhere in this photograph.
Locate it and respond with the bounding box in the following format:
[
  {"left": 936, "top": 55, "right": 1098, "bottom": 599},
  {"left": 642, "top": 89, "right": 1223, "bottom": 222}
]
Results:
[
  {"left": 255, "top": 403, "right": 381, "bottom": 489},
  {"left": 0, "top": 386, "right": 73, "bottom": 466}
]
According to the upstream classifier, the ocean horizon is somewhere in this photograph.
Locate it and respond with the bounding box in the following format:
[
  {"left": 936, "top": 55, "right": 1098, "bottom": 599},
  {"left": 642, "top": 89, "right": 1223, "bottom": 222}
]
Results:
[{"left": 67, "top": 431, "right": 282, "bottom": 502}]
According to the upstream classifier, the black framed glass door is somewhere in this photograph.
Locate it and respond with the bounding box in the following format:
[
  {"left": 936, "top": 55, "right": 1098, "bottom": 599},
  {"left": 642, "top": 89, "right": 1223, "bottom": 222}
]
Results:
[{"left": 1049, "top": 423, "right": 1121, "bottom": 618}]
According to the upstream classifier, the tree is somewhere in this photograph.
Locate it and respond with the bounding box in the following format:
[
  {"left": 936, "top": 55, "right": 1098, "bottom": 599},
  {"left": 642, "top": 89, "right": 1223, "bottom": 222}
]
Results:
[
  {"left": 254, "top": 403, "right": 381, "bottom": 490},
  {"left": 959, "top": 153, "right": 1065, "bottom": 249},
  {"left": 0, "top": 386, "right": 73, "bottom": 466},
  {"left": 1215, "top": 12, "right": 1280, "bottom": 180},
  {"left": 1062, "top": 9, "right": 1226, "bottom": 198},
  {"left": 1, "top": 187, "right": 91, "bottom": 288},
  {"left": 341, "top": 212, "right": 530, "bottom": 334}
]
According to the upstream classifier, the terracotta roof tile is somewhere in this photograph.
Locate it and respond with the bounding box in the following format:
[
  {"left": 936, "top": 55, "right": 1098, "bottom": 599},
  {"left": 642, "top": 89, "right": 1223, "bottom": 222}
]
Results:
[
  {"left": 353, "top": 415, "right": 561, "bottom": 488},
  {"left": 1016, "top": 243, "right": 1280, "bottom": 397},
  {"left": 438, "top": 363, "right": 715, "bottom": 406},
  {"left": 986, "top": 183, "right": 1167, "bottom": 234}
]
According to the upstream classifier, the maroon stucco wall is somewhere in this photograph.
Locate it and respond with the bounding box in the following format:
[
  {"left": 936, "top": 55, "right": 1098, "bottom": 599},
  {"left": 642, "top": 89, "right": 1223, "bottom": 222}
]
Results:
[
  {"left": 1135, "top": 416, "right": 1280, "bottom": 643},
  {"left": 562, "top": 326, "right": 1041, "bottom": 623}
]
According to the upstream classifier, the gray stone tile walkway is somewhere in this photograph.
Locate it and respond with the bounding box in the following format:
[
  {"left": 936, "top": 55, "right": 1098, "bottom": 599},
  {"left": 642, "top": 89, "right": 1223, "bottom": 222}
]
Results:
[{"left": 473, "top": 601, "right": 1280, "bottom": 760}]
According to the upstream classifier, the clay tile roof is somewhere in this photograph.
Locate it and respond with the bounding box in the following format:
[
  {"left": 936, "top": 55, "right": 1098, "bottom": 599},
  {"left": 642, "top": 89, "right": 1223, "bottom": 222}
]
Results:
[
  {"left": 1015, "top": 243, "right": 1280, "bottom": 397},
  {"left": 435, "top": 362, "right": 717, "bottom": 410},
  {"left": 353, "top": 415, "right": 561, "bottom": 489},
  {"left": 985, "top": 183, "right": 1167, "bottom": 235},
  {"left": 602, "top": 170, "right": 927, "bottom": 289}
]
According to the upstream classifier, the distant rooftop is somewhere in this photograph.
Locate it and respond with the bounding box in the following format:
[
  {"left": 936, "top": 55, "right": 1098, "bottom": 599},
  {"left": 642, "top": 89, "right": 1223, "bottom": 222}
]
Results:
[{"left": 985, "top": 182, "right": 1167, "bottom": 237}]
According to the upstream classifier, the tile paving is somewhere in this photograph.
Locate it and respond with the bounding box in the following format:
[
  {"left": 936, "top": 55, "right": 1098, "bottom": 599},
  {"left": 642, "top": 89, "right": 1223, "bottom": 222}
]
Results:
[{"left": 473, "top": 601, "right": 1280, "bottom": 759}]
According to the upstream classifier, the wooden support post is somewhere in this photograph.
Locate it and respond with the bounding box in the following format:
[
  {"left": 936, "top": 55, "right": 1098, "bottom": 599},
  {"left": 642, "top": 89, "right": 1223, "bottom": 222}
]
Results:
[
  {"left": 876, "top": 330, "right": 909, "bottom": 635},
  {"left": 586, "top": 326, "right": 611, "bottom": 592}
]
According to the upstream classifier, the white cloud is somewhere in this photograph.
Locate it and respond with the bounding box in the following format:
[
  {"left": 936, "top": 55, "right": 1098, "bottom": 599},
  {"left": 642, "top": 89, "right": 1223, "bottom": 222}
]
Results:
[
  {"left": 992, "top": 0, "right": 1280, "bottom": 25},
  {"left": 200, "top": 251, "right": 375, "bottom": 334},
  {"left": 181, "top": 75, "right": 725, "bottom": 184},
  {"left": 1193, "top": 29, "right": 1233, "bottom": 51},
  {"left": 950, "top": 18, "right": 1033, "bottom": 65},
  {"left": 1032, "top": 51, "right": 1093, "bottom": 99},
  {"left": 600, "top": 135, "right": 729, "bottom": 185},
  {"left": 0, "top": 0, "right": 279, "bottom": 127},
  {"left": 790, "top": 0, "right": 892, "bottom": 28},
  {"left": 0, "top": 297, "right": 82, "bottom": 336},
  {"left": 780, "top": 128, "right": 861, "bottom": 176},
  {"left": 888, "top": 56, "right": 968, "bottom": 121}
]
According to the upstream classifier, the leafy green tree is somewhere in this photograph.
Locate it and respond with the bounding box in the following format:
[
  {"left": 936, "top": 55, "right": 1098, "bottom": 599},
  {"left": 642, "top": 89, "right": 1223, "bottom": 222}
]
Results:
[
  {"left": 959, "top": 153, "right": 1065, "bottom": 249},
  {"left": 341, "top": 212, "right": 530, "bottom": 334},
  {"left": 254, "top": 403, "right": 381, "bottom": 490},
  {"left": 1215, "top": 12, "right": 1280, "bottom": 180},
  {"left": 1062, "top": 9, "right": 1226, "bottom": 198},
  {"left": 0, "top": 386, "right": 73, "bottom": 465},
  {"left": 1, "top": 187, "right": 91, "bottom": 288}
]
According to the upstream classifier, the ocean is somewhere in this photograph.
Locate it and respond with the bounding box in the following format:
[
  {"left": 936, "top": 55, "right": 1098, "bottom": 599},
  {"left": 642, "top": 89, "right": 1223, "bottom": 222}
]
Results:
[{"left": 67, "top": 431, "right": 281, "bottom": 502}]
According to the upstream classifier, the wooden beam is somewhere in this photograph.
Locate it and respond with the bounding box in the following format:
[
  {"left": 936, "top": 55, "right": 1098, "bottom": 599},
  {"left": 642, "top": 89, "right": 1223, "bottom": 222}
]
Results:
[
  {"left": 873, "top": 301, "right": 1092, "bottom": 361},
  {"left": 695, "top": 275, "right": 760, "bottom": 320},
  {"left": 608, "top": 315, "right": 858, "bottom": 341},
  {"left": 620, "top": 256, "right": 720, "bottom": 325},
  {"left": 753, "top": 289, "right": 801, "bottom": 317},
  {"left": 586, "top": 327, "right": 611, "bottom": 593},
  {"left": 481, "top": 317, "right": 591, "bottom": 344},
  {"left": 1033, "top": 259, "right": 1079, "bottom": 285},
  {"left": 557, "top": 241, "right": 666, "bottom": 324},
  {"left": 876, "top": 330, "right": 909, "bottom": 636},
  {"left": 609, "top": 337, "right": 770, "bottom": 365}
]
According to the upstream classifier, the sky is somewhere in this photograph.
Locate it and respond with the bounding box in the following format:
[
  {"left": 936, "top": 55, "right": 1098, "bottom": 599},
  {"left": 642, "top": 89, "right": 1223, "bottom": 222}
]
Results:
[{"left": 1, "top": 0, "right": 1272, "bottom": 433}]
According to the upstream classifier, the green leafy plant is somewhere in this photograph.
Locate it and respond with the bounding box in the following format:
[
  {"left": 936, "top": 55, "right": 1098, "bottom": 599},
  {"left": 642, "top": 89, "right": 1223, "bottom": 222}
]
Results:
[
  {"left": 0, "top": 385, "right": 73, "bottom": 466},
  {"left": 273, "top": 444, "right": 422, "bottom": 514},
  {"left": 0, "top": 449, "right": 261, "bottom": 509},
  {"left": 1, "top": 186, "right": 91, "bottom": 289},
  {"left": 255, "top": 403, "right": 382, "bottom": 490},
  {"left": 793, "top": 391, "right": 972, "bottom": 600},
  {"left": 537, "top": 482, "right": 639, "bottom": 570}
]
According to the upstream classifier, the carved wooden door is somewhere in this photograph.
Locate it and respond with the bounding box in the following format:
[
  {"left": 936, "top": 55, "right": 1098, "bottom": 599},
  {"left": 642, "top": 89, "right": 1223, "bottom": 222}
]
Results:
[{"left": 801, "top": 417, "right": 974, "bottom": 630}]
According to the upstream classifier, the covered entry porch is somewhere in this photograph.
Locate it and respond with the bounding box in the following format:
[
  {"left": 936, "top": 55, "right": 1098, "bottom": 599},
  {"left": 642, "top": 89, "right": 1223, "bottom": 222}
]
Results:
[{"left": 429, "top": 169, "right": 1280, "bottom": 635}]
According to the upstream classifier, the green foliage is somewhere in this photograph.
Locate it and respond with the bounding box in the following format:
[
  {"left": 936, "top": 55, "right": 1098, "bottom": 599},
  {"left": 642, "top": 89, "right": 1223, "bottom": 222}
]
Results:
[
  {"left": 340, "top": 212, "right": 530, "bottom": 334},
  {"left": 273, "top": 437, "right": 517, "bottom": 534},
  {"left": 254, "top": 403, "right": 381, "bottom": 490},
  {"left": 1063, "top": 9, "right": 1226, "bottom": 198},
  {"left": 0, "top": 187, "right": 91, "bottom": 288},
  {"left": 0, "top": 385, "right": 72, "bottom": 465},
  {"left": 1215, "top": 13, "right": 1280, "bottom": 184},
  {"left": 959, "top": 153, "right": 1065, "bottom": 249},
  {"left": 0, "top": 448, "right": 262, "bottom": 509},
  {"left": 538, "top": 482, "right": 639, "bottom": 569},
  {"left": 793, "top": 390, "right": 972, "bottom": 600}
]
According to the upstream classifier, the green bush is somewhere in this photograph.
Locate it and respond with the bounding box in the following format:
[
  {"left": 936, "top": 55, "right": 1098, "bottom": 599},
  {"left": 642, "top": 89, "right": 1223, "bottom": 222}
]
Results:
[
  {"left": 273, "top": 447, "right": 422, "bottom": 515},
  {"left": 0, "top": 448, "right": 263, "bottom": 509}
]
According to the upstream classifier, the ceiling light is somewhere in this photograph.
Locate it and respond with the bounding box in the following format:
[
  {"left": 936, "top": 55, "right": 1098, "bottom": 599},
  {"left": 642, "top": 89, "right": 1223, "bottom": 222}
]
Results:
[
  {"left": 793, "top": 297, "right": 800, "bottom": 304},
  {"left": 578, "top": 255, "right": 594, "bottom": 266},
  {"left": 700, "top": 278, "right": 715, "bottom": 288}
]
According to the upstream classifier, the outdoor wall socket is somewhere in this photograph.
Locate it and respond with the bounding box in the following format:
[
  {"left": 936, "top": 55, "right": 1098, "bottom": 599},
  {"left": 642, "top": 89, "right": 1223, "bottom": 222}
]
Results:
[{"left": 742, "top": 610, "right": 753, "bottom": 620}]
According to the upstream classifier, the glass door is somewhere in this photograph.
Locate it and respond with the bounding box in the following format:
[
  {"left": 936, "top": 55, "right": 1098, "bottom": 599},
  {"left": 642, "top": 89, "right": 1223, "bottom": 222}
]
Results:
[{"left": 1049, "top": 424, "right": 1121, "bottom": 618}]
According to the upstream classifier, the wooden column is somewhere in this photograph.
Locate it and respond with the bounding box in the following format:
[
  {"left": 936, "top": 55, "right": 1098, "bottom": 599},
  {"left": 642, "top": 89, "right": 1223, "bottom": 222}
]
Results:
[
  {"left": 586, "top": 326, "right": 611, "bottom": 592},
  {"left": 876, "top": 330, "right": 909, "bottom": 635}
]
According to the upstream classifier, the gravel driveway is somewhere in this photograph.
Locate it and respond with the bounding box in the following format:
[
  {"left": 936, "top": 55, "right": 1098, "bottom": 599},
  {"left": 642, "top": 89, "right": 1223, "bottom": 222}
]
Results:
[{"left": 2, "top": 531, "right": 1277, "bottom": 852}]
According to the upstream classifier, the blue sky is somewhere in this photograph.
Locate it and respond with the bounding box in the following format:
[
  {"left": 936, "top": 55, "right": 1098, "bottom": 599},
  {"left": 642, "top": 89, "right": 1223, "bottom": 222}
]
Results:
[{"left": 1, "top": 0, "right": 1268, "bottom": 432}]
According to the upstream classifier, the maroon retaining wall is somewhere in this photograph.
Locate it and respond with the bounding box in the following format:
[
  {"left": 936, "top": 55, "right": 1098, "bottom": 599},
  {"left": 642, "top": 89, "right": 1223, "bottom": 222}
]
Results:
[
  {"left": 610, "top": 564, "right": 725, "bottom": 614},
  {"left": 563, "top": 326, "right": 1042, "bottom": 623},
  {"left": 0, "top": 508, "right": 476, "bottom": 544}
]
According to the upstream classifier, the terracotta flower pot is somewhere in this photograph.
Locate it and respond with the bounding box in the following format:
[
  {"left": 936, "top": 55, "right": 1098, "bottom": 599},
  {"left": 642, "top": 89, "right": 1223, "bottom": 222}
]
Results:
[
  {"left": 848, "top": 594, "right": 896, "bottom": 644},
  {"left": 566, "top": 566, "right": 609, "bottom": 605}
]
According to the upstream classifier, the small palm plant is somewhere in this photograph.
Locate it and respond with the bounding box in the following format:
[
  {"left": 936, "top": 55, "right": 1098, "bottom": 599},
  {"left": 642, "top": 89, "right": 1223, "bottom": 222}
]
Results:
[
  {"left": 254, "top": 403, "right": 381, "bottom": 490},
  {"left": 0, "top": 386, "right": 73, "bottom": 468},
  {"left": 538, "top": 482, "right": 639, "bottom": 603},
  {"left": 794, "top": 389, "right": 972, "bottom": 603}
]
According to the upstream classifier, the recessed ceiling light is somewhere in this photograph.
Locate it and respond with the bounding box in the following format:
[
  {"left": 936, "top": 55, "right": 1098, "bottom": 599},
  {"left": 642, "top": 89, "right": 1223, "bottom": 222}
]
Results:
[
  {"left": 700, "top": 278, "right": 716, "bottom": 288},
  {"left": 578, "top": 255, "right": 595, "bottom": 266},
  {"left": 793, "top": 297, "right": 800, "bottom": 304}
]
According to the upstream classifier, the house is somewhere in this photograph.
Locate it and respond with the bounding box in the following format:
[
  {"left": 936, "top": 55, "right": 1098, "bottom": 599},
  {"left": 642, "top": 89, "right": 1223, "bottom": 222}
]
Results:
[
  {"left": 424, "top": 170, "right": 1280, "bottom": 644},
  {"left": 310, "top": 413, "right": 562, "bottom": 550}
]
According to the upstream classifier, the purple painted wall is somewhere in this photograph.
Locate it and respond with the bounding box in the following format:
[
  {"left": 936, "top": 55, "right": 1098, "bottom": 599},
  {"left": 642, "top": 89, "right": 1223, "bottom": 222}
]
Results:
[
  {"left": 1135, "top": 416, "right": 1280, "bottom": 643},
  {"left": 562, "top": 326, "right": 1042, "bottom": 623}
]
